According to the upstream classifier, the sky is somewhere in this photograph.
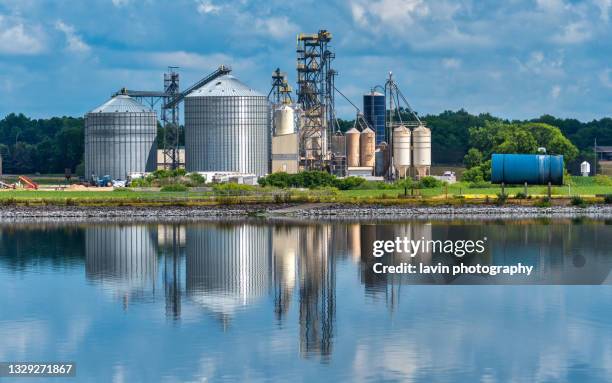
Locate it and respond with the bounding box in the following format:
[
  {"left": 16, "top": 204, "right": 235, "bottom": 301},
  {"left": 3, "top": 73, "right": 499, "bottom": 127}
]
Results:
[{"left": 0, "top": 0, "right": 611, "bottom": 121}]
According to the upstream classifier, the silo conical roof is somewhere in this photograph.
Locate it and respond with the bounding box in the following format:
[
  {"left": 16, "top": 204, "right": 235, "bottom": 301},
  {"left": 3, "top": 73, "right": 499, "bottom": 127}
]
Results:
[
  {"left": 186, "top": 74, "right": 265, "bottom": 97},
  {"left": 88, "top": 94, "right": 153, "bottom": 114}
]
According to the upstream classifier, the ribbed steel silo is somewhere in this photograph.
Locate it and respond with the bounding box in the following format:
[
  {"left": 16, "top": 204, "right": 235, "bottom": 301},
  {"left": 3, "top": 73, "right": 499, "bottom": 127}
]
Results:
[
  {"left": 185, "top": 75, "right": 271, "bottom": 176},
  {"left": 84, "top": 94, "right": 157, "bottom": 180}
]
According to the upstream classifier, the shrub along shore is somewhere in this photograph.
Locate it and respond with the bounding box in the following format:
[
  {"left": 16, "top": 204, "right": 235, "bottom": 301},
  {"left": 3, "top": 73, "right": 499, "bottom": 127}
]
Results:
[{"left": 1, "top": 171, "right": 611, "bottom": 207}]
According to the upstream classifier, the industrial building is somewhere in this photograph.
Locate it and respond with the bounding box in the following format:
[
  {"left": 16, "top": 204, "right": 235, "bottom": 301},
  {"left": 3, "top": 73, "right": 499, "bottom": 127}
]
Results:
[
  {"left": 84, "top": 29, "right": 432, "bottom": 183},
  {"left": 267, "top": 31, "right": 432, "bottom": 180},
  {"left": 157, "top": 148, "right": 185, "bottom": 170},
  {"left": 84, "top": 93, "right": 157, "bottom": 180}
]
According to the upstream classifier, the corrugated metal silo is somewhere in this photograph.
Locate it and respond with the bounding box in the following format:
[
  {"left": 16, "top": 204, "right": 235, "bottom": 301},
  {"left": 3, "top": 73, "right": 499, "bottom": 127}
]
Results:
[
  {"left": 84, "top": 94, "right": 157, "bottom": 180},
  {"left": 185, "top": 75, "right": 271, "bottom": 176}
]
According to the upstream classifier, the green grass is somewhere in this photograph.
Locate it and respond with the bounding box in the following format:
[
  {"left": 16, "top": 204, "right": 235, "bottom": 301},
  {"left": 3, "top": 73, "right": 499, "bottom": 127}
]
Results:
[
  {"left": 339, "top": 183, "right": 612, "bottom": 198},
  {"left": 2, "top": 176, "right": 612, "bottom": 206}
]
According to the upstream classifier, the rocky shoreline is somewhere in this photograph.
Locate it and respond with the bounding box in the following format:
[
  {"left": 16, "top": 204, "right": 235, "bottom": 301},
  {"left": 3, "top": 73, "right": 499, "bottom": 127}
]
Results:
[{"left": 1, "top": 204, "right": 612, "bottom": 222}]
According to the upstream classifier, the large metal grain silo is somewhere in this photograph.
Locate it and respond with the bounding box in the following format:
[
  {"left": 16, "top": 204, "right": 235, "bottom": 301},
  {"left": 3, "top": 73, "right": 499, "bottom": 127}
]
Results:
[
  {"left": 84, "top": 93, "right": 157, "bottom": 180},
  {"left": 185, "top": 75, "right": 271, "bottom": 176}
]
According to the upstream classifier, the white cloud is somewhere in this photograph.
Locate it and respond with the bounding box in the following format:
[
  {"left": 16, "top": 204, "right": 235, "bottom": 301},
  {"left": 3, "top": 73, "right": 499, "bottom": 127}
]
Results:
[
  {"left": 535, "top": 0, "right": 567, "bottom": 13},
  {"left": 442, "top": 58, "right": 461, "bottom": 69},
  {"left": 196, "top": 0, "right": 221, "bottom": 15},
  {"left": 111, "top": 0, "right": 130, "bottom": 6},
  {"left": 517, "top": 51, "right": 564, "bottom": 76},
  {"left": 552, "top": 21, "right": 592, "bottom": 44},
  {"left": 254, "top": 16, "right": 298, "bottom": 39},
  {"left": 55, "top": 21, "right": 91, "bottom": 53},
  {"left": 600, "top": 69, "right": 612, "bottom": 88},
  {"left": 350, "top": 0, "right": 429, "bottom": 29},
  {"left": 594, "top": 0, "right": 612, "bottom": 21},
  {"left": 550, "top": 84, "right": 561, "bottom": 98},
  {"left": 412, "top": 26, "right": 492, "bottom": 50},
  {"left": 0, "top": 16, "right": 45, "bottom": 55},
  {"left": 144, "top": 51, "right": 235, "bottom": 71}
]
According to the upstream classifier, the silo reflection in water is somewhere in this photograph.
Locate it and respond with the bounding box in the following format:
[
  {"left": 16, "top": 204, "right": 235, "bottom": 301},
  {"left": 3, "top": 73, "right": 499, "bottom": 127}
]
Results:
[
  {"left": 297, "top": 224, "right": 335, "bottom": 361},
  {"left": 272, "top": 226, "right": 298, "bottom": 320},
  {"left": 85, "top": 225, "right": 158, "bottom": 306},
  {"left": 186, "top": 224, "right": 271, "bottom": 322},
  {"left": 158, "top": 224, "right": 186, "bottom": 321},
  {"left": 360, "top": 222, "right": 434, "bottom": 301}
]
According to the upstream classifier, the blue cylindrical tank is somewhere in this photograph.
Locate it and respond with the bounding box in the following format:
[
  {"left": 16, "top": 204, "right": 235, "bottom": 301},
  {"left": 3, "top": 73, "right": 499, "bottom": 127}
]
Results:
[
  {"left": 363, "top": 92, "right": 386, "bottom": 145},
  {"left": 491, "top": 154, "right": 564, "bottom": 185}
]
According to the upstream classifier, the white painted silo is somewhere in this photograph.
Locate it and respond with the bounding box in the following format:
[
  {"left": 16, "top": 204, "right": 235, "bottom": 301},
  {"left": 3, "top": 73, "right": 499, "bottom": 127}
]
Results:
[
  {"left": 412, "top": 125, "right": 431, "bottom": 178},
  {"left": 273, "top": 104, "right": 295, "bottom": 136},
  {"left": 392, "top": 125, "right": 411, "bottom": 178},
  {"left": 346, "top": 128, "right": 360, "bottom": 167}
]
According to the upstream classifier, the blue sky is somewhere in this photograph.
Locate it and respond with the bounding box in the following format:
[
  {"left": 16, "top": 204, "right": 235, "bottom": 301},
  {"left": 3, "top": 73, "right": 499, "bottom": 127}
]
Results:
[{"left": 0, "top": 0, "right": 610, "bottom": 121}]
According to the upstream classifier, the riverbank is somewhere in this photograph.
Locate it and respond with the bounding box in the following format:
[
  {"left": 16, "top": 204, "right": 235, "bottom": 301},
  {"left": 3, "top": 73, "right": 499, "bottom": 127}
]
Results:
[{"left": 2, "top": 203, "right": 612, "bottom": 222}]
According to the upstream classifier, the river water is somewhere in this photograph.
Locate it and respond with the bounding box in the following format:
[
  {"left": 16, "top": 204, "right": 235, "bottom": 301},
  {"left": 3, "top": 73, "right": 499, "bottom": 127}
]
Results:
[{"left": 1, "top": 218, "right": 611, "bottom": 382}]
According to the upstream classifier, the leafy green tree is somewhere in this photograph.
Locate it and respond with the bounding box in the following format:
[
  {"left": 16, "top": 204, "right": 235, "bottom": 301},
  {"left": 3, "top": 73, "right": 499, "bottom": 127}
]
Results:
[
  {"left": 463, "top": 148, "right": 483, "bottom": 169},
  {"left": 495, "top": 128, "right": 538, "bottom": 154},
  {"left": 522, "top": 122, "right": 578, "bottom": 161},
  {"left": 462, "top": 166, "right": 485, "bottom": 183},
  {"left": 395, "top": 177, "right": 414, "bottom": 196},
  {"left": 418, "top": 176, "right": 443, "bottom": 188}
]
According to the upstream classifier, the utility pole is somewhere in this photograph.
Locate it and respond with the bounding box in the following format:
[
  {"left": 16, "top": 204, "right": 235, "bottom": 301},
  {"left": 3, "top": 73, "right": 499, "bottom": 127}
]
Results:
[{"left": 594, "top": 138, "right": 597, "bottom": 175}]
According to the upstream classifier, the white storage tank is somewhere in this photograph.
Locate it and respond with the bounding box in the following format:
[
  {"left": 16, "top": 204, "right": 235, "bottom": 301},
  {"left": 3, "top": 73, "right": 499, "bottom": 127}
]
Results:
[
  {"left": 392, "top": 125, "right": 411, "bottom": 178},
  {"left": 346, "top": 128, "right": 361, "bottom": 167},
  {"left": 359, "top": 127, "right": 376, "bottom": 168},
  {"left": 581, "top": 161, "right": 591, "bottom": 177},
  {"left": 273, "top": 104, "right": 295, "bottom": 136},
  {"left": 412, "top": 124, "right": 431, "bottom": 178}
]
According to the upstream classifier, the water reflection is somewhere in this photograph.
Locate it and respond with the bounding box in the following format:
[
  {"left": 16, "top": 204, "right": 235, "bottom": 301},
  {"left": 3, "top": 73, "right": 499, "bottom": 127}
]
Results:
[
  {"left": 158, "top": 224, "right": 185, "bottom": 320},
  {"left": 186, "top": 224, "right": 271, "bottom": 327},
  {"left": 295, "top": 224, "right": 335, "bottom": 360},
  {"left": 1, "top": 218, "right": 611, "bottom": 366},
  {"left": 85, "top": 225, "right": 158, "bottom": 309}
]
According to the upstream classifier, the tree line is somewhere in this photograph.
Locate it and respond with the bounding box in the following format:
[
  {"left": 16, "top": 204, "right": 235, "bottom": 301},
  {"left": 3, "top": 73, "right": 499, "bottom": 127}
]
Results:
[{"left": 1, "top": 110, "right": 610, "bottom": 175}]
